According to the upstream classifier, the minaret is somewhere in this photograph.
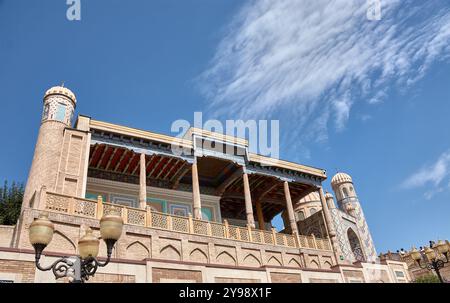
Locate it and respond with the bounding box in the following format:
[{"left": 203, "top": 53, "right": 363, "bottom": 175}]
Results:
[
  {"left": 22, "top": 85, "right": 77, "bottom": 209},
  {"left": 331, "top": 172, "right": 377, "bottom": 261},
  {"left": 324, "top": 192, "right": 336, "bottom": 210}
]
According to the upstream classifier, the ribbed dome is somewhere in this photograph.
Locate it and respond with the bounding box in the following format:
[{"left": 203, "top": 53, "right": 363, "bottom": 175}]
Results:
[
  {"left": 44, "top": 86, "right": 76, "bottom": 104},
  {"left": 331, "top": 172, "right": 352, "bottom": 186},
  {"left": 298, "top": 191, "right": 320, "bottom": 203}
]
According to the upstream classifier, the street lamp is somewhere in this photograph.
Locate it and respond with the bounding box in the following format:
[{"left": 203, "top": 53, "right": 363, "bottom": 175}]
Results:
[
  {"left": 408, "top": 240, "right": 449, "bottom": 283},
  {"left": 29, "top": 211, "right": 123, "bottom": 283}
]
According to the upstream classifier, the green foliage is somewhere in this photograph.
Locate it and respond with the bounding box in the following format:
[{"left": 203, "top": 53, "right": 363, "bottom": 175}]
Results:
[
  {"left": 414, "top": 274, "right": 441, "bottom": 283},
  {"left": 0, "top": 181, "right": 24, "bottom": 225}
]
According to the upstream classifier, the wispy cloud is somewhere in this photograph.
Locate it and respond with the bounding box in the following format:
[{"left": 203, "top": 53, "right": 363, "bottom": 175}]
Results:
[
  {"left": 402, "top": 150, "right": 450, "bottom": 199},
  {"left": 198, "top": 0, "right": 450, "bottom": 146}
]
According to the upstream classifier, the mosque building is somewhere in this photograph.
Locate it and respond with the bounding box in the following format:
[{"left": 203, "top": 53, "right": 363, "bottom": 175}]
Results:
[{"left": 0, "top": 85, "right": 409, "bottom": 283}]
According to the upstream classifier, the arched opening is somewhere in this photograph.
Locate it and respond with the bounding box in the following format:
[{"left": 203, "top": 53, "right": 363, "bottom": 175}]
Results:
[
  {"left": 347, "top": 228, "right": 365, "bottom": 261},
  {"left": 342, "top": 187, "right": 349, "bottom": 198}
]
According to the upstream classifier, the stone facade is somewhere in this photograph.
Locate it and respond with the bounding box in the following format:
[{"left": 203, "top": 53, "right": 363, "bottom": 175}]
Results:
[
  {"left": 152, "top": 268, "right": 202, "bottom": 283},
  {"left": 0, "top": 226, "right": 15, "bottom": 247},
  {"left": 270, "top": 272, "right": 302, "bottom": 283}
]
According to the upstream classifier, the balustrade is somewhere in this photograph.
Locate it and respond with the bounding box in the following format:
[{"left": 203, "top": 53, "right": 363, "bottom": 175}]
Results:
[{"left": 42, "top": 191, "right": 331, "bottom": 251}]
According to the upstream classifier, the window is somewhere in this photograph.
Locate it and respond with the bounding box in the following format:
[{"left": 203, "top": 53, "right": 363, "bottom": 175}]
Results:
[
  {"left": 395, "top": 271, "right": 405, "bottom": 278},
  {"left": 347, "top": 228, "right": 365, "bottom": 261},
  {"left": 309, "top": 208, "right": 317, "bottom": 215},
  {"left": 343, "top": 187, "right": 349, "bottom": 198},
  {"left": 201, "top": 207, "right": 213, "bottom": 221},
  {"left": 55, "top": 103, "right": 67, "bottom": 122},
  {"left": 297, "top": 211, "right": 305, "bottom": 221}
]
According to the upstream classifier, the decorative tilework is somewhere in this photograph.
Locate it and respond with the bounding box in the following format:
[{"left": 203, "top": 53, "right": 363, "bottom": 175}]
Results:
[
  {"left": 147, "top": 198, "right": 167, "bottom": 213},
  {"left": 85, "top": 192, "right": 107, "bottom": 202},
  {"left": 201, "top": 207, "right": 213, "bottom": 221},
  {"left": 169, "top": 203, "right": 191, "bottom": 217},
  {"left": 110, "top": 194, "right": 137, "bottom": 208}
]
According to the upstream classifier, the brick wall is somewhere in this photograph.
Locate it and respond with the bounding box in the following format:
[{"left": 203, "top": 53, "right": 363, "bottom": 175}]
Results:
[
  {"left": 0, "top": 259, "right": 36, "bottom": 283},
  {"left": 270, "top": 272, "right": 302, "bottom": 283},
  {"left": 56, "top": 273, "right": 136, "bottom": 283},
  {"left": 152, "top": 268, "right": 202, "bottom": 283}
]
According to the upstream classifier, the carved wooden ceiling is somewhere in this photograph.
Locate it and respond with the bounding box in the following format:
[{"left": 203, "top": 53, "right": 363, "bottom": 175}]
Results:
[{"left": 88, "top": 143, "right": 316, "bottom": 222}]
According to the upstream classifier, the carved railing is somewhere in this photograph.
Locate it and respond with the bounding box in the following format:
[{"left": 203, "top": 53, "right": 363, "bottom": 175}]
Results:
[{"left": 41, "top": 191, "right": 331, "bottom": 251}]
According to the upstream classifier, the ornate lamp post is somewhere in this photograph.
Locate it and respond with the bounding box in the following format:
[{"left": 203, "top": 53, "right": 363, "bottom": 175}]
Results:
[
  {"left": 29, "top": 211, "right": 123, "bottom": 283},
  {"left": 408, "top": 240, "right": 449, "bottom": 283}
]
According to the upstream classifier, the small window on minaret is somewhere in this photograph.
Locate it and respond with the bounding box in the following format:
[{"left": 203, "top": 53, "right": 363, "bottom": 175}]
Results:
[
  {"left": 343, "top": 187, "right": 349, "bottom": 198},
  {"left": 55, "top": 103, "right": 67, "bottom": 122}
]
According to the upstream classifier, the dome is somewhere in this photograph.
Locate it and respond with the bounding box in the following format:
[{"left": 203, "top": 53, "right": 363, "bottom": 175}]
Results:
[
  {"left": 324, "top": 192, "right": 334, "bottom": 200},
  {"left": 44, "top": 85, "right": 76, "bottom": 105},
  {"left": 298, "top": 191, "right": 320, "bottom": 203},
  {"left": 331, "top": 172, "right": 352, "bottom": 186}
]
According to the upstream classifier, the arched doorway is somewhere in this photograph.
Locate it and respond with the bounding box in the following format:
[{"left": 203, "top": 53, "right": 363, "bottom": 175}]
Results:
[{"left": 347, "top": 228, "right": 365, "bottom": 261}]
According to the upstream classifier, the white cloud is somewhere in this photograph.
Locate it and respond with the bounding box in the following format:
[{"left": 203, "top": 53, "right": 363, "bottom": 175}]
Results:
[
  {"left": 402, "top": 151, "right": 450, "bottom": 197},
  {"left": 359, "top": 114, "right": 372, "bottom": 122},
  {"left": 198, "top": 0, "right": 450, "bottom": 146}
]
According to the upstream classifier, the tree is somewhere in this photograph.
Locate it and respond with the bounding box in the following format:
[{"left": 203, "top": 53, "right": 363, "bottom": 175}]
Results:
[
  {"left": 414, "top": 274, "right": 441, "bottom": 283},
  {"left": 0, "top": 181, "right": 24, "bottom": 225}
]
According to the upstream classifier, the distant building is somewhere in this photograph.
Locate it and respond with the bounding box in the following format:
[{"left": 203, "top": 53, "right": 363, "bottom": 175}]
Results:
[
  {"left": 381, "top": 240, "right": 450, "bottom": 282},
  {"left": 0, "top": 85, "right": 408, "bottom": 283}
]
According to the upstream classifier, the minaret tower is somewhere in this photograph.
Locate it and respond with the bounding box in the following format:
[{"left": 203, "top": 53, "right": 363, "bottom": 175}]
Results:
[
  {"left": 23, "top": 85, "right": 77, "bottom": 209},
  {"left": 331, "top": 172, "right": 377, "bottom": 261}
]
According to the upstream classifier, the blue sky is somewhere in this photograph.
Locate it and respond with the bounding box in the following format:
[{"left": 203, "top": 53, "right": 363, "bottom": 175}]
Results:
[{"left": 1, "top": 0, "right": 449, "bottom": 253}]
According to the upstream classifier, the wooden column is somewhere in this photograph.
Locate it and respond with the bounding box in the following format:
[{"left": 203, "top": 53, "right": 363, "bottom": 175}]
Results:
[
  {"left": 243, "top": 171, "right": 255, "bottom": 228},
  {"left": 139, "top": 153, "right": 147, "bottom": 209},
  {"left": 192, "top": 158, "right": 202, "bottom": 219},
  {"left": 318, "top": 187, "right": 342, "bottom": 263},
  {"left": 283, "top": 181, "right": 298, "bottom": 234},
  {"left": 255, "top": 200, "right": 265, "bottom": 230}
]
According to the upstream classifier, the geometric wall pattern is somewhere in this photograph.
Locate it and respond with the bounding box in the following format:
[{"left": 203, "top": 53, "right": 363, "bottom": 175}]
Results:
[
  {"left": 330, "top": 198, "right": 377, "bottom": 262},
  {"left": 330, "top": 208, "right": 359, "bottom": 262}
]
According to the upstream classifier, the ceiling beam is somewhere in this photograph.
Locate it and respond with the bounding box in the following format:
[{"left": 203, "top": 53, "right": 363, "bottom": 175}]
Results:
[
  {"left": 88, "top": 144, "right": 99, "bottom": 166},
  {"left": 171, "top": 162, "right": 191, "bottom": 189},
  {"left": 155, "top": 157, "right": 173, "bottom": 179},
  {"left": 215, "top": 166, "right": 243, "bottom": 196},
  {"left": 131, "top": 152, "right": 143, "bottom": 175},
  {"left": 113, "top": 149, "right": 127, "bottom": 172},
  {"left": 254, "top": 179, "right": 280, "bottom": 201},
  {"left": 123, "top": 152, "right": 137, "bottom": 173},
  {"left": 145, "top": 154, "right": 158, "bottom": 175},
  {"left": 96, "top": 145, "right": 109, "bottom": 169},
  {"left": 161, "top": 159, "right": 180, "bottom": 180},
  {"left": 148, "top": 155, "right": 165, "bottom": 178},
  {"left": 105, "top": 147, "right": 118, "bottom": 171}
]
